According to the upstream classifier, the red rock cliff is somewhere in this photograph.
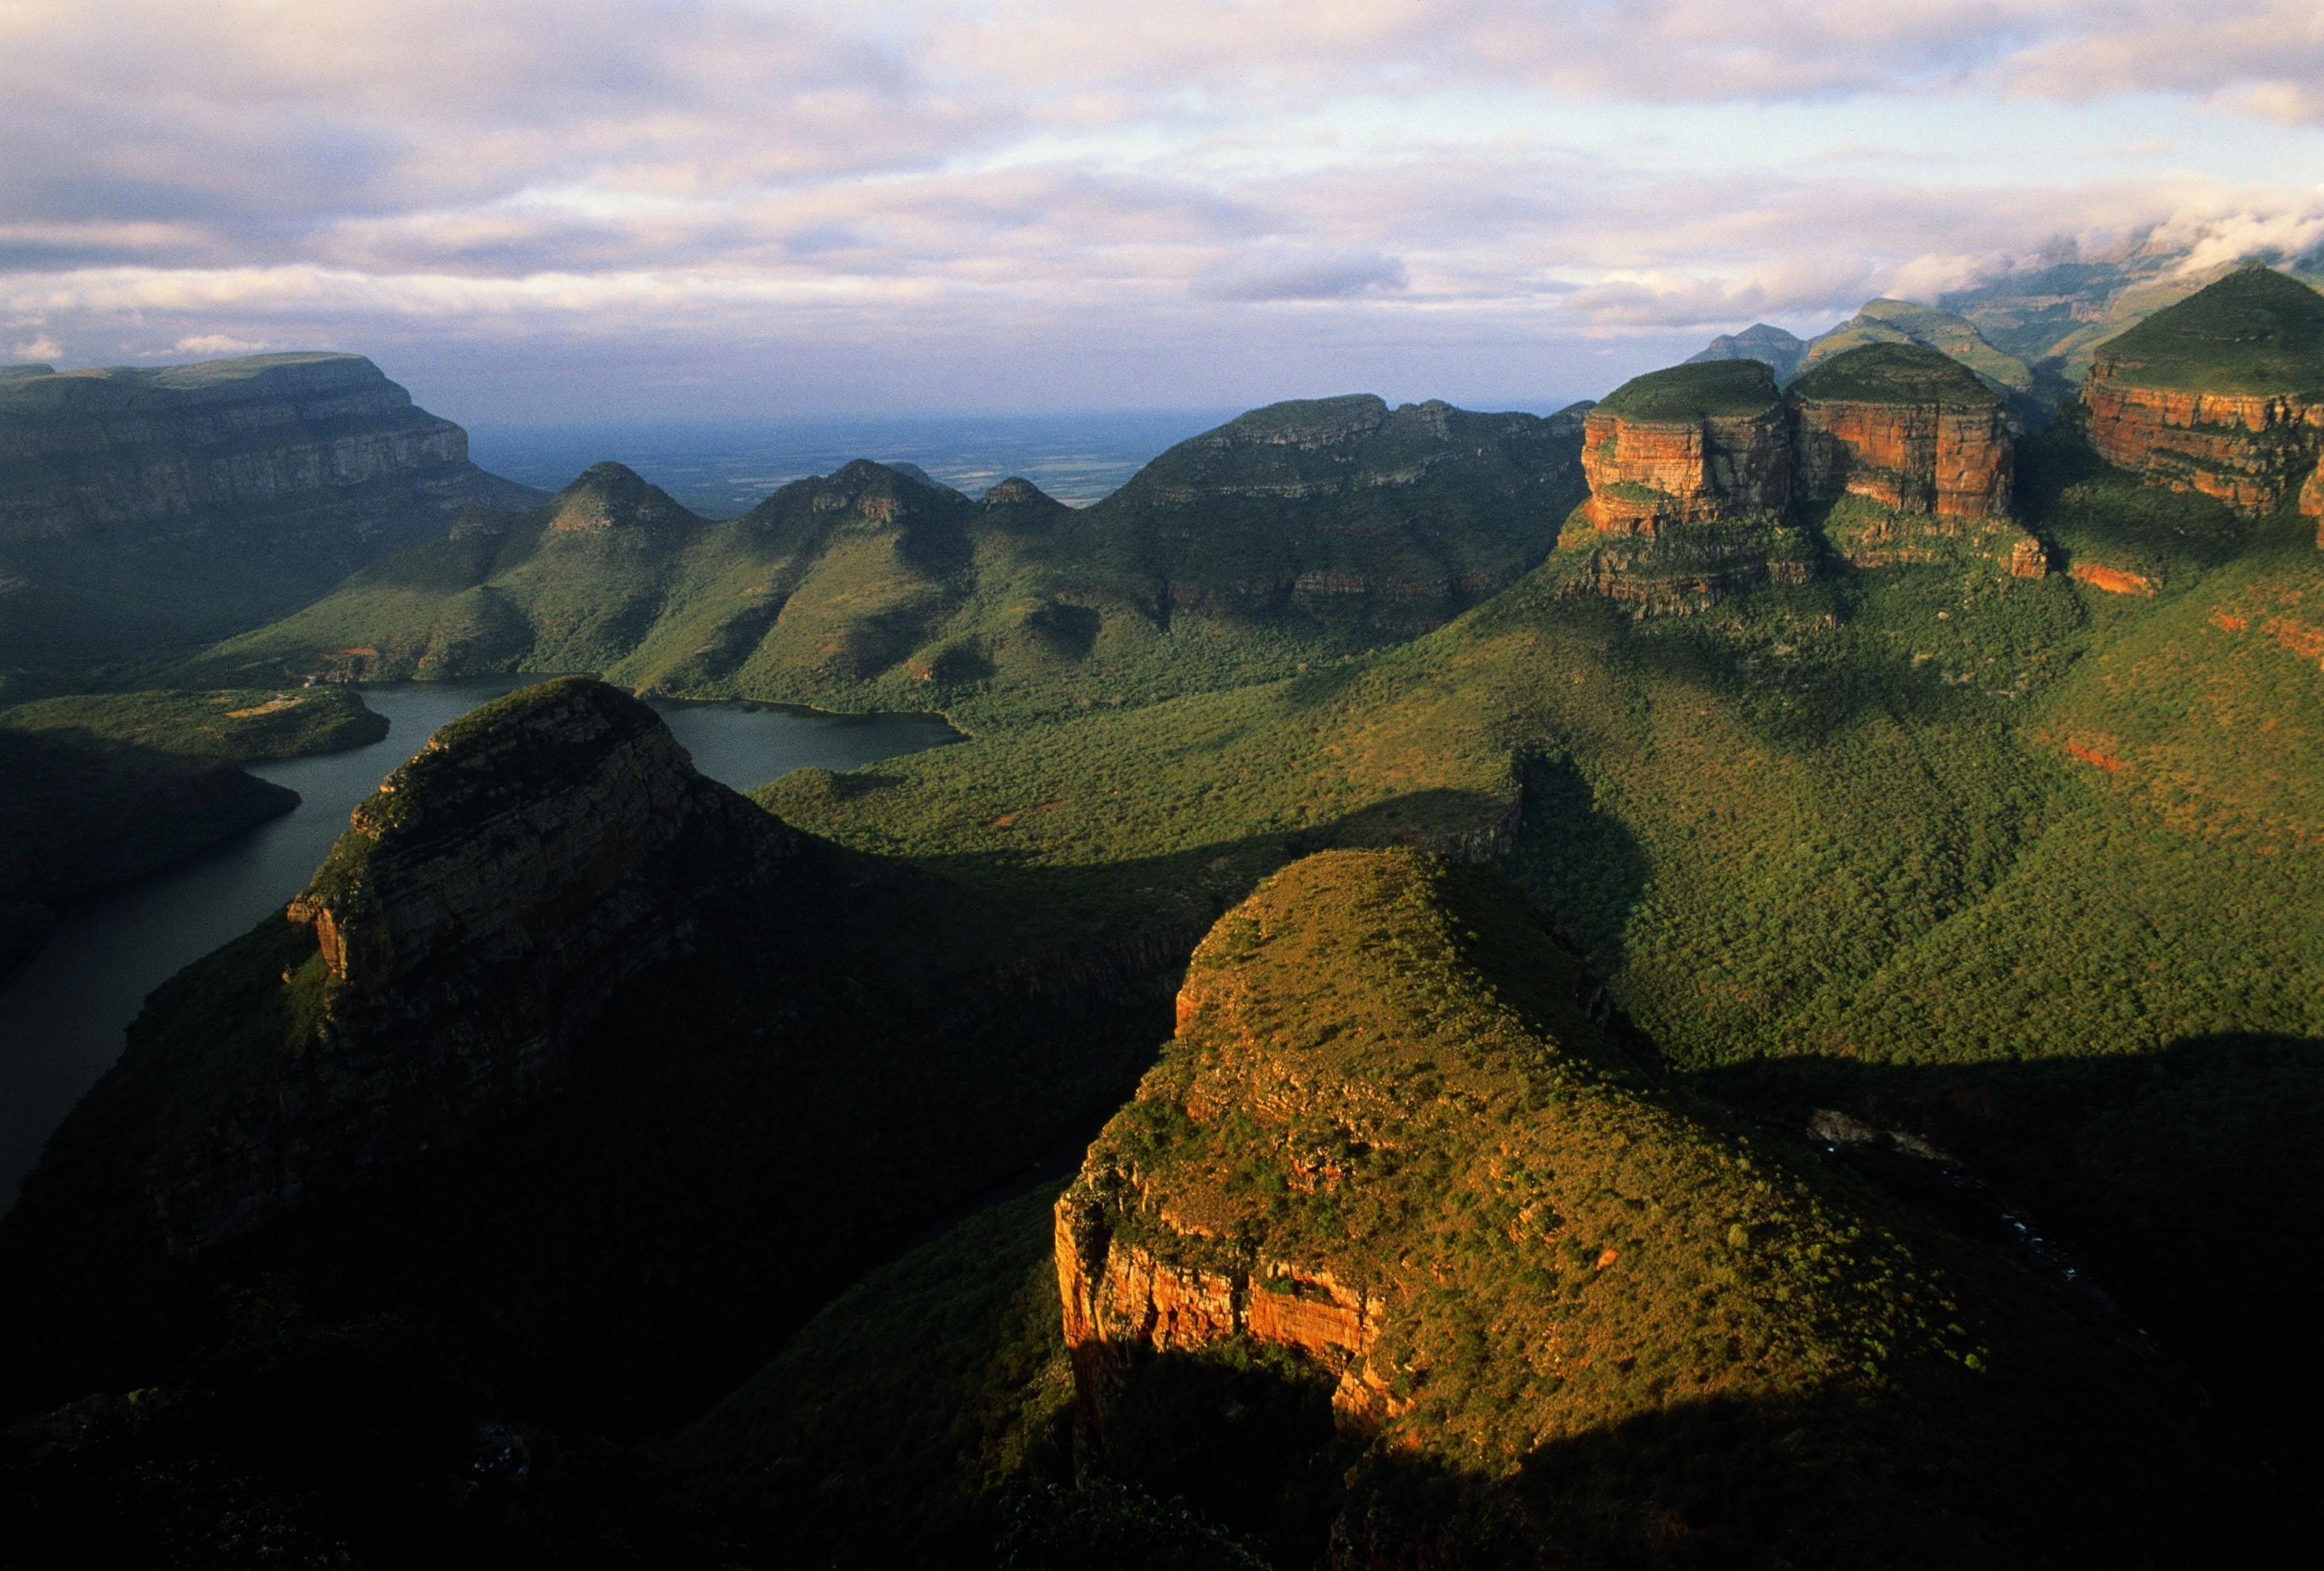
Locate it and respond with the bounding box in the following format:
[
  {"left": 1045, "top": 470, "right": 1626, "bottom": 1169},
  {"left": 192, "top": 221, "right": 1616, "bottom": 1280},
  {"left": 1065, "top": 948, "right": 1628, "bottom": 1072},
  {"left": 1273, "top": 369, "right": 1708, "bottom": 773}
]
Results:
[
  {"left": 1578, "top": 405, "right": 1791, "bottom": 535},
  {"left": 1791, "top": 397, "right": 2013, "bottom": 519},
  {"left": 2084, "top": 361, "right": 2323, "bottom": 516}
]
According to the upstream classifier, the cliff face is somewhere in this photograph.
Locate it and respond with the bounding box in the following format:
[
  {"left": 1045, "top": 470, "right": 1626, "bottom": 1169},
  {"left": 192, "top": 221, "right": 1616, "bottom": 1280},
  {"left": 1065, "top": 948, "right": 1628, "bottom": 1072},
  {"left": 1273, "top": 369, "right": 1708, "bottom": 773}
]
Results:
[
  {"left": 156, "top": 678, "right": 804, "bottom": 1251},
  {"left": 1050, "top": 851, "right": 2273, "bottom": 1567},
  {"left": 0, "top": 354, "right": 527, "bottom": 543},
  {"left": 1578, "top": 404, "right": 1791, "bottom": 533},
  {"left": 1791, "top": 397, "right": 2013, "bottom": 517},
  {"left": 2079, "top": 266, "right": 2324, "bottom": 519},
  {"left": 2083, "top": 364, "right": 2323, "bottom": 514},
  {"left": 0, "top": 354, "right": 540, "bottom": 664}
]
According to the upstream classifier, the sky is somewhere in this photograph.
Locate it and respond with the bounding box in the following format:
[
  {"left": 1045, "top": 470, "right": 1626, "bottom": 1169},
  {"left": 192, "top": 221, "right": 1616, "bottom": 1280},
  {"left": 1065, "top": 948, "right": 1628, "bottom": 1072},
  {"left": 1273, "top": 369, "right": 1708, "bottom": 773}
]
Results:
[{"left": 4, "top": 0, "right": 2324, "bottom": 423}]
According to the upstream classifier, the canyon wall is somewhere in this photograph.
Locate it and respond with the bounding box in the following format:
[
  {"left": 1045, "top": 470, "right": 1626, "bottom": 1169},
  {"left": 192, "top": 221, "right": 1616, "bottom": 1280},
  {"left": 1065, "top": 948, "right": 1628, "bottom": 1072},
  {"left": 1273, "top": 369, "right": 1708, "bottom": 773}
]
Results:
[
  {"left": 1578, "top": 405, "right": 1790, "bottom": 534},
  {"left": 1791, "top": 397, "right": 2013, "bottom": 518},
  {"left": 155, "top": 678, "right": 805, "bottom": 1251},
  {"left": 2084, "top": 362, "right": 2323, "bottom": 516}
]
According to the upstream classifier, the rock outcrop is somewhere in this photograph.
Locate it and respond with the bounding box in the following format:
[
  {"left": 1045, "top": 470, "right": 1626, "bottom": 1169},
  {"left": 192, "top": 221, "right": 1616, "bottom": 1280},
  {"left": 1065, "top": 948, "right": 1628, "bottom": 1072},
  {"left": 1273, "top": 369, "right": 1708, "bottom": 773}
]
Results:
[
  {"left": 1052, "top": 851, "right": 2255, "bottom": 1567},
  {"left": 155, "top": 678, "right": 804, "bottom": 1251},
  {"left": 1578, "top": 361, "right": 1790, "bottom": 533},
  {"left": 1789, "top": 343, "right": 2014, "bottom": 518},
  {"left": 0, "top": 353, "right": 540, "bottom": 663},
  {"left": 2082, "top": 266, "right": 2324, "bottom": 518}
]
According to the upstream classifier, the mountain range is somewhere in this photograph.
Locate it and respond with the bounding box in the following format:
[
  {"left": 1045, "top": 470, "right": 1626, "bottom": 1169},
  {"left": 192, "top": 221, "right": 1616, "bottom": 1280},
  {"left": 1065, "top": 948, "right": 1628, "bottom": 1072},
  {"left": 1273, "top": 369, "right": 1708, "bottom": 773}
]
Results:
[{"left": 1, "top": 261, "right": 2321, "bottom": 1567}]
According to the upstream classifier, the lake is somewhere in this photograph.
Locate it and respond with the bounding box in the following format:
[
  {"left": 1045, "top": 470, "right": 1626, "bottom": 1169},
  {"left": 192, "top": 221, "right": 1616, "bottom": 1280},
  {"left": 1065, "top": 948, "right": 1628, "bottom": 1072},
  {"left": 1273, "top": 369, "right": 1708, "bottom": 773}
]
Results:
[{"left": 0, "top": 678, "right": 959, "bottom": 1208}]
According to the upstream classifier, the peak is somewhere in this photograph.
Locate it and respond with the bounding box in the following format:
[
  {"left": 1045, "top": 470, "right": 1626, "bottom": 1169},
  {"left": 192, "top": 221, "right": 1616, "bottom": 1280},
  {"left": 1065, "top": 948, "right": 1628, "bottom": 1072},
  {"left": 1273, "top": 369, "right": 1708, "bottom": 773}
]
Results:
[
  {"left": 2092, "top": 264, "right": 2324, "bottom": 396},
  {"left": 1789, "top": 340, "right": 1996, "bottom": 405},
  {"left": 980, "top": 476, "right": 1060, "bottom": 507},
  {"left": 1597, "top": 358, "right": 1781, "bottom": 421},
  {"left": 548, "top": 463, "right": 699, "bottom": 532},
  {"left": 1734, "top": 322, "right": 1804, "bottom": 344}
]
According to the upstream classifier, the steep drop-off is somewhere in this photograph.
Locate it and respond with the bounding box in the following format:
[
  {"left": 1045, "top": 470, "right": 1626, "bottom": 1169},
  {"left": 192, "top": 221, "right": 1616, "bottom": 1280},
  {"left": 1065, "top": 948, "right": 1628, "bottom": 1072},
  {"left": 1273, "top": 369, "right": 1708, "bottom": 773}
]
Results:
[
  {"left": 1789, "top": 343, "right": 2015, "bottom": 519},
  {"left": 2083, "top": 266, "right": 2324, "bottom": 517},
  {"left": 0, "top": 354, "right": 539, "bottom": 664},
  {"left": 1052, "top": 851, "right": 2280, "bottom": 1567}
]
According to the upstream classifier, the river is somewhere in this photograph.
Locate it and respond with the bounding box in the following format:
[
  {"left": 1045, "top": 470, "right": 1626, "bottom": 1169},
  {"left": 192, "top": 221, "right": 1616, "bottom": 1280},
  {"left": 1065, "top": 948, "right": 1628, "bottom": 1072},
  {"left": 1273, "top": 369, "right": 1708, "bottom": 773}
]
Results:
[{"left": 0, "top": 678, "right": 959, "bottom": 1208}]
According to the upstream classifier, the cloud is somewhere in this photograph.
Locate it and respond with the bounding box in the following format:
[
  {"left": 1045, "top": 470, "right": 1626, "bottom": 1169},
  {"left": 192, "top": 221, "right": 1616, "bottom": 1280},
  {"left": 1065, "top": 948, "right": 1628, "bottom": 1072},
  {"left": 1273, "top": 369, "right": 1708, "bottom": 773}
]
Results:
[
  {"left": 168, "top": 333, "right": 277, "bottom": 357},
  {"left": 1194, "top": 248, "right": 1408, "bottom": 301},
  {"left": 9, "top": 334, "right": 62, "bottom": 362}
]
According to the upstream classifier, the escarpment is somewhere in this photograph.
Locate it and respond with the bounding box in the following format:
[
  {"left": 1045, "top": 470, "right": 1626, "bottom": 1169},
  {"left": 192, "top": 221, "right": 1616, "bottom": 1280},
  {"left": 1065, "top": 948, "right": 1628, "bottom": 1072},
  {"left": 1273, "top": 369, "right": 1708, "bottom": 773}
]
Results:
[
  {"left": 158, "top": 677, "right": 805, "bottom": 1251},
  {"left": 1789, "top": 343, "right": 2014, "bottom": 519},
  {"left": 1052, "top": 851, "right": 2280, "bottom": 1567},
  {"left": 0, "top": 353, "right": 540, "bottom": 662},
  {"left": 1579, "top": 360, "right": 1790, "bottom": 533},
  {"left": 2082, "top": 266, "right": 2324, "bottom": 519}
]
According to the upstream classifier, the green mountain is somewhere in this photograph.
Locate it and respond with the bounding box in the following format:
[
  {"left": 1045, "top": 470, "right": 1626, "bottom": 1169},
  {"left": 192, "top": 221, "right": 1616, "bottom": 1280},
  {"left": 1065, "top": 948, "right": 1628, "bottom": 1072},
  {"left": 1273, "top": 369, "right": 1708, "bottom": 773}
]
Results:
[
  {"left": 195, "top": 397, "right": 1589, "bottom": 726},
  {"left": 7, "top": 302, "right": 2324, "bottom": 1563},
  {"left": 0, "top": 354, "right": 541, "bottom": 673},
  {"left": 0, "top": 687, "right": 383, "bottom": 975},
  {"left": 2087, "top": 262, "right": 2324, "bottom": 396},
  {"left": 1683, "top": 322, "right": 1807, "bottom": 379}
]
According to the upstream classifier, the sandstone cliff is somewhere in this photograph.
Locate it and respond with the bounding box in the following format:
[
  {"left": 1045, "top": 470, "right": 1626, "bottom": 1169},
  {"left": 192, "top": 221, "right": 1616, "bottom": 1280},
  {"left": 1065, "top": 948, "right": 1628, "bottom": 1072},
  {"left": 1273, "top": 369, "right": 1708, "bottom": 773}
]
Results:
[
  {"left": 1789, "top": 343, "right": 2014, "bottom": 519},
  {"left": 0, "top": 353, "right": 540, "bottom": 663},
  {"left": 2081, "top": 266, "right": 2324, "bottom": 519},
  {"left": 1578, "top": 360, "right": 1789, "bottom": 533},
  {"left": 155, "top": 677, "right": 803, "bottom": 1251}
]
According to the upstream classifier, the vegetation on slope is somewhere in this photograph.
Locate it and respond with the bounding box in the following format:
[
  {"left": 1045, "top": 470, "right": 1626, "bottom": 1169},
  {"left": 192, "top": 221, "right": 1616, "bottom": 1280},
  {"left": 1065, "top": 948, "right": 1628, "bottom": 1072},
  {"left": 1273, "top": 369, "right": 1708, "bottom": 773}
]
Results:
[
  {"left": 2090, "top": 264, "right": 2324, "bottom": 394},
  {"left": 1593, "top": 360, "right": 1780, "bottom": 422},
  {"left": 0, "top": 687, "right": 384, "bottom": 760},
  {"left": 1787, "top": 341, "right": 2001, "bottom": 407},
  {"left": 195, "top": 398, "right": 1589, "bottom": 729}
]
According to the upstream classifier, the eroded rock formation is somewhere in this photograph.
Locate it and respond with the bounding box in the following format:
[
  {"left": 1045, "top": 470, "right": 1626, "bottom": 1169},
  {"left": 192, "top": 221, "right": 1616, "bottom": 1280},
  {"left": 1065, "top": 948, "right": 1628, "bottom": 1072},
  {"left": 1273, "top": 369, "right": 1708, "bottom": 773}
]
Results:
[
  {"left": 158, "top": 678, "right": 803, "bottom": 1251},
  {"left": 1788, "top": 343, "right": 2013, "bottom": 519},
  {"left": 1578, "top": 362, "right": 1790, "bottom": 534}
]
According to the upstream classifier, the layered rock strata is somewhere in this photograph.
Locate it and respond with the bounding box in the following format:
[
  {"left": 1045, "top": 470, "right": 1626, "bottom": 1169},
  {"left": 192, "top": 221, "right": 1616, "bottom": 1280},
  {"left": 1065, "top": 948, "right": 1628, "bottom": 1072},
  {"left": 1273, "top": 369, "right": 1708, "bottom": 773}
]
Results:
[
  {"left": 2081, "top": 266, "right": 2324, "bottom": 519},
  {"left": 1578, "top": 362, "right": 1790, "bottom": 534},
  {"left": 1788, "top": 344, "right": 2013, "bottom": 519},
  {"left": 0, "top": 353, "right": 529, "bottom": 543},
  {"left": 156, "top": 677, "right": 804, "bottom": 1251}
]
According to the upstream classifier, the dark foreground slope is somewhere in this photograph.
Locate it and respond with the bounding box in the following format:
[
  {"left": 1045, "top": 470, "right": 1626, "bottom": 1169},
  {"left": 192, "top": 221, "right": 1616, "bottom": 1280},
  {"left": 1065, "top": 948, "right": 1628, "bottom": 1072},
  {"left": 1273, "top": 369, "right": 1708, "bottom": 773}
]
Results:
[
  {"left": 198, "top": 397, "right": 1588, "bottom": 725},
  {"left": 0, "top": 354, "right": 541, "bottom": 669},
  {"left": 0, "top": 679, "right": 1184, "bottom": 1564}
]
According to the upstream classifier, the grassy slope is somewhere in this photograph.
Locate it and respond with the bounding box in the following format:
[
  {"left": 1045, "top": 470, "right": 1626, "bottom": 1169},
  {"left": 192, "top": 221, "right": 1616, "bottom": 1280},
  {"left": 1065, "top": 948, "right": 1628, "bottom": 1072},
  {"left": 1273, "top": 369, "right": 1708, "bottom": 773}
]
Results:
[
  {"left": 1788, "top": 340, "right": 2002, "bottom": 407},
  {"left": 197, "top": 401, "right": 1589, "bottom": 731},
  {"left": 2091, "top": 264, "right": 2324, "bottom": 394},
  {"left": 1797, "top": 299, "right": 2047, "bottom": 405},
  {"left": 1593, "top": 360, "right": 1780, "bottom": 421},
  {"left": 0, "top": 687, "right": 384, "bottom": 760}
]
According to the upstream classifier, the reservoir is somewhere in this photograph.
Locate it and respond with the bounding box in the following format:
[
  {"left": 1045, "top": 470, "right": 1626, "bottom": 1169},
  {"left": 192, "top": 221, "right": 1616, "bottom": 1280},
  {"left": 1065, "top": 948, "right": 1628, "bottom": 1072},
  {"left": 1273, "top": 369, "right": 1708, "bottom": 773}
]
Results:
[{"left": 0, "top": 678, "right": 958, "bottom": 1208}]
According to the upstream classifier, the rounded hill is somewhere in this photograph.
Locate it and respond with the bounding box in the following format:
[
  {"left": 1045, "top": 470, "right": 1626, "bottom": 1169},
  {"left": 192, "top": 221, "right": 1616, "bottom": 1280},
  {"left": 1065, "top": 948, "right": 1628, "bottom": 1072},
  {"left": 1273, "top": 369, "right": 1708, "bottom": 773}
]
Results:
[
  {"left": 1595, "top": 359, "right": 1781, "bottom": 423},
  {"left": 2091, "top": 264, "right": 2324, "bottom": 397},
  {"left": 1788, "top": 341, "right": 1999, "bottom": 406}
]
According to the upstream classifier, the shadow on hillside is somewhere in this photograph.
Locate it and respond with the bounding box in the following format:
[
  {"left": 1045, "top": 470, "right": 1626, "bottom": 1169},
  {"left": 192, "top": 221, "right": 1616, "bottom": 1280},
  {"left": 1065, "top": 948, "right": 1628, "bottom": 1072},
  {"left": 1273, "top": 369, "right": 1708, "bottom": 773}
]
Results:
[
  {"left": 1069, "top": 1328, "right": 2293, "bottom": 1571},
  {"left": 1693, "top": 1032, "right": 2324, "bottom": 1489}
]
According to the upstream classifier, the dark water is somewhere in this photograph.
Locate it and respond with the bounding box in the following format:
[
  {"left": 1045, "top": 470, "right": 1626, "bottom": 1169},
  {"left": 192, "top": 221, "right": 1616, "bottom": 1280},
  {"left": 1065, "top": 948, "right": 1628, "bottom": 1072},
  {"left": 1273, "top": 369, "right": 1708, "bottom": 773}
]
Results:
[
  {"left": 467, "top": 409, "right": 1236, "bottom": 516},
  {"left": 0, "top": 678, "right": 958, "bottom": 1207}
]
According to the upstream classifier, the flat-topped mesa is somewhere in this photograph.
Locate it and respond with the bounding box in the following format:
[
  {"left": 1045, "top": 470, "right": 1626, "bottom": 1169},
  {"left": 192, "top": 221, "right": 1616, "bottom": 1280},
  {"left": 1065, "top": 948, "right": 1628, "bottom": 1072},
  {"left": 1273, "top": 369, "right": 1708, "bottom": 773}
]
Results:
[
  {"left": 162, "top": 678, "right": 805, "bottom": 1251},
  {"left": 2084, "top": 265, "right": 2324, "bottom": 517},
  {"left": 0, "top": 353, "right": 505, "bottom": 538},
  {"left": 1789, "top": 342, "right": 2015, "bottom": 519},
  {"left": 1580, "top": 360, "right": 1790, "bottom": 535}
]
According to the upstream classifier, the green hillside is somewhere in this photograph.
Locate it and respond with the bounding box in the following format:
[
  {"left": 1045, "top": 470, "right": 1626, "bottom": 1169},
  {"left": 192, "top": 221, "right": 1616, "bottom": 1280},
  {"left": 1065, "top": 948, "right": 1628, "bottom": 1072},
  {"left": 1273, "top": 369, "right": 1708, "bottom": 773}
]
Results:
[
  {"left": 2090, "top": 264, "right": 2324, "bottom": 394},
  {"left": 1797, "top": 298, "right": 2052, "bottom": 407},
  {"left": 197, "top": 398, "right": 1589, "bottom": 728},
  {"left": 1595, "top": 359, "right": 1780, "bottom": 422},
  {"left": 1788, "top": 341, "right": 2002, "bottom": 406}
]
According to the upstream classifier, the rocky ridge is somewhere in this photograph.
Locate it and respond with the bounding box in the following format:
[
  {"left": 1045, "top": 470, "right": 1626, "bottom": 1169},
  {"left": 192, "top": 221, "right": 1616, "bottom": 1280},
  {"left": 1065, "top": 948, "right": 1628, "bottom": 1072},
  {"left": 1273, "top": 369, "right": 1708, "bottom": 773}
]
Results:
[{"left": 155, "top": 677, "right": 804, "bottom": 1251}]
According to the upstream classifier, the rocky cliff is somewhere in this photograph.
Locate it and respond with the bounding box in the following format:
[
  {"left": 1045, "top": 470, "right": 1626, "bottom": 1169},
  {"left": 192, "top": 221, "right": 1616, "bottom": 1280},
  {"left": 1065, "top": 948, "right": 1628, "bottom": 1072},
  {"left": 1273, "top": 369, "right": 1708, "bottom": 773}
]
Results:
[
  {"left": 1577, "top": 360, "right": 1789, "bottom": 533},
  {"left": 1789, "top": 343, "right": 2015, "bottom": 519},
  {"left": 2081, "top": 266, "right": 2324, "bottom": 518},
  {"left": 1051, "top": 850, "right": 2257, "bottom": 1567},
  {"left": 155, "top": 677, "right": 804, "bottom": 1251},
  {"left": 0, "top": 353, "right": 540, "bottom": 664}
]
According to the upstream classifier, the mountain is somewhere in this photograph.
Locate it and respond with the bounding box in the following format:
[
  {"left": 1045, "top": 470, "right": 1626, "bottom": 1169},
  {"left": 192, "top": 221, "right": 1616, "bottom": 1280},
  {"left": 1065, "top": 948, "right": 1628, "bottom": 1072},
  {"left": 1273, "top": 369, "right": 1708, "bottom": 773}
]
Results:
[
  {"left": 1047, "top": 849, "right": 2278, "bottom": 1567},
  {"left": 2080, "top": 265, "right": 2324, "bottom": 521},
  {"left": 1684, "top": 322, "right": 1806, "bottom": 379},
  {"left": 193, "top": 397, "right": 1589, "bottom": 726},
  {"left": 1794, "top": 298, "right": 2062, "bottom": 424},
  {"left": 0, "top": 353, "right": 541, "bottom": 670}
]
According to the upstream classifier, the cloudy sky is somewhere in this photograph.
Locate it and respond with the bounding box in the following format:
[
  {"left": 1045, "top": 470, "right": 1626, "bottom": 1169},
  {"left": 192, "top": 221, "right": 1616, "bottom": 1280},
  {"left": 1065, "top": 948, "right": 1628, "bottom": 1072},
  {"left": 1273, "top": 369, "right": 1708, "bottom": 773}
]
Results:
[{"left": 5, "top": 1, "right": 2323, "bottom": 423}]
